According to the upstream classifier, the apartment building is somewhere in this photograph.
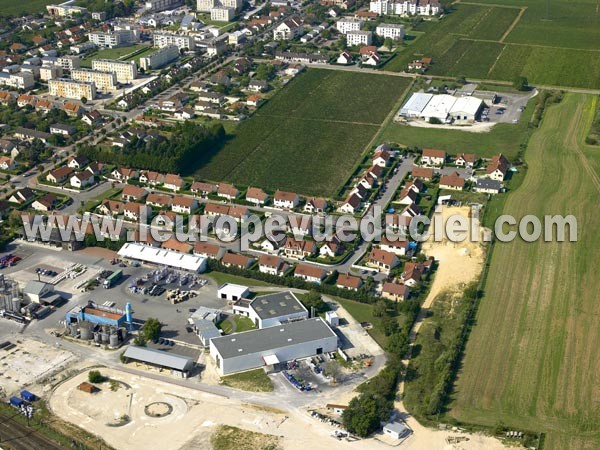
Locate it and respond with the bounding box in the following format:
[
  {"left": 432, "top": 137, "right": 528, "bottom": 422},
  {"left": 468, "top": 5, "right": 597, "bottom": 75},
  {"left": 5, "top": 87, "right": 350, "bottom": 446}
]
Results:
[
  {"left": 153, "top": 32, "right": 195, "bottom": 51},
  {"left": 92, "top": 59, "right": 138, "bottom": 83},
  {"left": 369, "top": 0, "right": 440, "bottom": 16},
  {"left": 40, "top": 66, "right": 63, "bottom": 81},
  {"left": 72, "top": 68, "right": 118, "bottom": 91},
  {"left": 88, "top": 30, "right": 137, "bottom": 48},
  {"left": 346, "top": 30, "right": 372, "bottom": 46},
  {"left": 145, "top": 0, "right": 183, "bottom": 11},
  {"left": 57, "top": 55, "right": 81, "bottom": 71},
  {"left": 49, "top": 78, "right": 96, "bottom": 100},
  {"left": 0, "top": 72, "right": 35, "bottom": 89},
  {"left": 211, "top": 7, "right": 235, "bottom": 21},
  {"left": 139, "top": 45, "right": 179, "bottom": 71},
  {"left": 375, "top": 23, "right": 405, "bottom": 40},
  {"left": 336, "top": 18, "right": 363, "bottom": 34}
]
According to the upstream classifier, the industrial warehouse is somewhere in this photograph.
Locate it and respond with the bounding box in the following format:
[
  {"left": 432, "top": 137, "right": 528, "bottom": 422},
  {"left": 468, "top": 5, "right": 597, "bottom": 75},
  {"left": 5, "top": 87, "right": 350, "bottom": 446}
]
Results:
[
  {"left": 210, "top": 317, "right": 338, "bottom": 376},
  {"left": 64, "top": 301, "right": 132, "bottom": 348},
  {"left": 232, "top": 291, "right": 308, "bottom": 329},
  {"left": 399, "top": 92, "right": 485, "bottom": 124},
  {"left": 117, "top": 243, "right": 207, "bottom": 272}
]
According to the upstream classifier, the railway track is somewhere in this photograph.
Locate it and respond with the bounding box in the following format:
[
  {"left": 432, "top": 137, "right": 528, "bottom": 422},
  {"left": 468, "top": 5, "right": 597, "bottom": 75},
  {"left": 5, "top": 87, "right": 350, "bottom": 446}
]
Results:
[{"left": 0, "top": 412, "right": 66, "bottom": 450}]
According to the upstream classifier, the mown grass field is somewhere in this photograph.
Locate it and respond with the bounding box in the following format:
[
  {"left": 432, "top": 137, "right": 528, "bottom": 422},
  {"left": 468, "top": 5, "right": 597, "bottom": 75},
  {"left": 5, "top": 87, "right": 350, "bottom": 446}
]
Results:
[
  {"left": 0, "top": 0, "right": 53, "bottom": 16},
  {"left": 193, "top": 69, "right": 411, "bottom": 196},
  {"left": 383, "top": 3, "right": 600, "bottom": 89},
  {"left": 448, "top": 93, "right": 600, "bottom": 450},
  {"left": 376, "top": 94, "right": 536, "bottom": 160}
]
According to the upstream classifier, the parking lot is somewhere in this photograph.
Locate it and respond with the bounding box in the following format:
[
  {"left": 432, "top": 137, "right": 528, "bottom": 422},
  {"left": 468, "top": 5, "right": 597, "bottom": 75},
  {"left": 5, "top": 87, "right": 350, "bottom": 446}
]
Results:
[{"left": 479, "top": 91, "right": 534, "bottom": 124}]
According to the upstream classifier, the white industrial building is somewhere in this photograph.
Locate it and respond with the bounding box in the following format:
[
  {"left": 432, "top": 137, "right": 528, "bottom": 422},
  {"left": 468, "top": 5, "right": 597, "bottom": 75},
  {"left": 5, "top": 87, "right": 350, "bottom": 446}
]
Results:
[
  {"left": 123, "top": 346, "right": 194, "bottom": 377},
  {"left": 210, "top": 317, "right": 338, "bottom": 375},
  {"left": 232, "top": 291, "right": 308, "bottom": 329},
  {"left": 419, "top": 94, "right": 457, "bottom": 123},
  {"left": 399, "top": 92, "right": 433, "bottom": 118},
  {"left": 117, "top": 242, "right": 207, "bottom": 272},
  {"left": 448, "top": 96, "right": 483, "bottom": 123},
  {"left": 217, "top": 283, "right": 249, "bottom": 301},
  {"left": 375, "top": 23, "right": 405, "bottom": 40}
]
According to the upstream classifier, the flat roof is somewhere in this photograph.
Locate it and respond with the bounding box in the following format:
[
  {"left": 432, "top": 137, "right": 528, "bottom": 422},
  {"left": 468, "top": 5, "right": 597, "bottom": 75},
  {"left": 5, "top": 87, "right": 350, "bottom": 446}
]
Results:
[
  {"left": 217, "top": 283, "right": 249, "bottom": 296},
  {"left": 118, "top": 242, "right": 206, "bottom": 272},
  {"left": 84, "top": 307, "right": 123, "bottom": 321},
  {"left": 123, "top": 346, "right": 194, "bottom": 371},
  {"left": 400, "top": 93, "right": 433, "bottom": 115},
  {"left": 420, "top": 94, "right": 457, "bottom": 120},
  {"left": 250, "top": 291, "right": 307, "bottom": 320},
  {"left": 211, "top": 318, "right": 336, "bottom": 359},
  {"left": 449, "top": 96, "right": 483, "bottom": 115}
]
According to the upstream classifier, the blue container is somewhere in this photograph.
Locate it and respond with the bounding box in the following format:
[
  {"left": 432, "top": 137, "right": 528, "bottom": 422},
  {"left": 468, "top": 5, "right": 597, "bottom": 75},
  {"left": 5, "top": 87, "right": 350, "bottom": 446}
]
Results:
[
  {"left": 20, "top": 390, "right": 36, "bottom": 402},
  {"left": 9, "top": 396, "right": 24, "bottom": 407}
]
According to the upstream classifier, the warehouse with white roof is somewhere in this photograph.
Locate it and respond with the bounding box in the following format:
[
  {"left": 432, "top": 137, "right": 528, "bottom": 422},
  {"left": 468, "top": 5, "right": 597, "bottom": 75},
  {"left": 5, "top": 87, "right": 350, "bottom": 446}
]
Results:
[
  {"left": 117, "top": 243, "right": 207, "bottom": 272},
  {"left": 210, "top": 317, "right": 338, "bottom": 375},
  {"left": 419, "top": 94, "right": 457, "bottom": 122},
  {"left": 399, "top": 92, "right": 433, "bottom": 118},
  {"left": 448, "top": 96, "right": 483, "bottom": 123}
]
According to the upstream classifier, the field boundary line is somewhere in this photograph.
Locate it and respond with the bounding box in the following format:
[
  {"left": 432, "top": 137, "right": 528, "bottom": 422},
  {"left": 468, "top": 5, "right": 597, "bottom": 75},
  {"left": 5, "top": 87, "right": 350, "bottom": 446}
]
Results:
[
  {"left": 486, "top": 43, "right": 507, "bottom": 76},
  {"left": 500, "top": 6, "right": 527, "bottom": 42},
  {"left": 458, "top": 37, "right": 600, "bottom": 52},
  {"left": 255, "top": 113, "right": 381, "bottom": 127},
  {"left": 458, "top": 1, "right": 523, "bottom": 9}
]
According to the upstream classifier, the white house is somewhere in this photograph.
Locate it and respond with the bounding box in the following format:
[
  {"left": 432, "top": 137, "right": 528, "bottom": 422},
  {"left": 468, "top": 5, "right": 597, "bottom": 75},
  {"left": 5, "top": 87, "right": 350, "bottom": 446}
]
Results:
[
  {"left": 273, "top": 16, "right": 303, "bottom": 40},
  {"left": 337, "top": 51, "right": 352, "bottom": 64},
  {"left": 274, "top": 190, "right": 299, "bottom": 209},
  {"left": 171, "top": 196, "right": 197, "bottom": 214},
  {"left": 70, "top": 171, "right": 95, "bottom": 188},
  {"left": 421, "top": 148, "right": 446, "bottom": 166}
]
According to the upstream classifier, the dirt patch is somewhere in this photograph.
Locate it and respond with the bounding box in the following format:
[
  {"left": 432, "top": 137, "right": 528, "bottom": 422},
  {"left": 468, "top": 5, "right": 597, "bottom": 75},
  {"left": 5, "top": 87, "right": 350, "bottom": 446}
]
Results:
[{"left": 211, "top": 425, "right": 282, "bottom": 450}]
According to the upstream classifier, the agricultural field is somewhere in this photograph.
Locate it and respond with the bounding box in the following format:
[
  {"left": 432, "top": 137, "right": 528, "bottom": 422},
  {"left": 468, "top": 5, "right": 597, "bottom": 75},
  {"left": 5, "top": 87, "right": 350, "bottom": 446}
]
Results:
[
  {"left": 384, "top": 3, "right": 600, "bottom": 89},
  {"left": 376, "top": 94, "right": 536, "bottom": 160},
  {"left": 0, "top": 0, "right": 53, "bottom": 16},
  {"left": 193, "top": 69, "right": 411, "bottom": 196},
  {"left": 448, "top": 94, "right": 600, "bottom": 450}
]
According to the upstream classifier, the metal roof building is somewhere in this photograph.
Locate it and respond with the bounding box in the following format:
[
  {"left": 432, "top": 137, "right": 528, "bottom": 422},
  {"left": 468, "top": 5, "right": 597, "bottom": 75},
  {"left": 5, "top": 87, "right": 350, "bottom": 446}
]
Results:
[
  {"left": 248, "top": 291, "right": 308, "bottom": 329},
  {"left": 420, "top": 94, "right": 457, "bottom": 122},
  {"left": 399, "top": 92, "right": 433, "bottom": 118},
  {"left": 123, "top": 346, "right": 195, "bottom": 376},
  {"left": 193, "top": 319, "right": 222, "bottom": 346},
  {"left": 210, "top": 317, "right": 338, "bottom": 375},
  {"left": 448, "top": 96, "right": 484, "bottom": 123},
  {"left": 117, "top": 242, "right": 207, "bottom": 272}
]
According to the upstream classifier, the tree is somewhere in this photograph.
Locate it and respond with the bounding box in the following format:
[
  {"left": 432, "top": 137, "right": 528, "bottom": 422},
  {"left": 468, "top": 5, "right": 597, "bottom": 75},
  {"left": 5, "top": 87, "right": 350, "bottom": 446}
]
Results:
[
  {"left": 323, "top": 360, "right": 341, "bottom": 383},
  {"left": 300, "top": 290, "right": 328, "bottom": 315},
  {"left": 81, "top": 96, "right": 88, "bottom": 104},
  {"left": 513, "top": 76, "right": 529, "bottom": 91},
  {"left": 373, "top": 300, "right": 388, "bottom": 318},
  {"left": 133, "top": 334, "right": 147, "bottom": 346},
  {"left": 88, "top": 370, "right": 107, "bottom": 383},
  {"left": 143, "top": 318, "right": 162, "bottom": 342},
  {"left": 383, "top": 37, "right": 393, "bottom": 50}
]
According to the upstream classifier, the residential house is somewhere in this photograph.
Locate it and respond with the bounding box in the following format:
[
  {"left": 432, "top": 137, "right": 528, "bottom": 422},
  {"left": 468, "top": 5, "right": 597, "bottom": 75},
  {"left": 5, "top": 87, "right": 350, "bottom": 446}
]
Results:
[
  {"left": 8, "top": 188, "right": 35, "bottom": 205},
  {"left": 67, "top": 155, "right": 89, "bottom": 170},
  {"left": 193, "top": 242, "right": 224, "bottom": 259},
  {"left": 304, "top": 198, "right": 328, "bottom": 214},
  {"left": 98, "top": 200, "right": 125, "bottom": 216},
  {"left": 0, "top": 156, "right": 14, "bottom": 170},
  {"left": 50, "top": 123, "right": 77, "bottom": 136},
  {"left": 163, "top": 173, "right": 185, "bottom": 192},
  {"left": 274, "top": 190, "right": 300, "bottom": 209},
  {"left": 405, "top": 179, "right": 424, "bottom": 193},
  {"left": 367, "top": 164, "right": 383, "bottom": 179},
  {"left": 401, "top": 261, "right": 430, "bottom": 287},
  {"left": 121, "top": 184, "right": 148, "bottom": 202},
  {"left": 474, "top": 178, "right": 502, "bottom": 194},
  {"left": 0, "top": 139, "right": 15, "bottom": 154},
  {"left": 294, "top": 264, "right": 326, "bottom": 284},
  {"left": 363, "top": 51, "right": 380, "bottom": 66},
  {"left": 70, "top": 171, "right": 95, "bottom": 188},
  {"left": 400, "top": 203, "right": 420, "bottom": 218},
  {"left": 146, "top": 193, "right": 173, "bottom": 208},
  {"left": 373, "top": 147, "right": 392, "bottom": 167},
  {"left": 486, "top": 154, "right": 510, "bottom": 181},
  {"left": 339, "top": 193, "right": 361, "bottom": 214},
  {"left": 287, "top": 215, "right": 312, "bottom": 237},
  {"left": 385, "top": 213, "right": 411, "bottom": 235},
  {"left": 191, "top": 181, "right": 216, "bottom": 196},
  {"left": 381, "top": 281, "right": 410, "bottom": 301},
  {"left": 171, "top": 196, "right": 197, "bottom": 214},
  {"left": 63, "top": 101, "right": 84, "bottom": 117},
  {"left": 283, "top": 238, "right": 316, "bottom": 259},
  {"left": 246, "top": 187, "right": 269, "bottom": 205},
  {"left": 367, "top": 248, "right": 399, "bottom": 272},
  {"left": 111, "top": 167, "right": 138, "bottom": 182},
  {"left": 31, "top": 193, "right": 59, "bottom": 212},
  {"left": 421, "top": 148, "right": 446, "bottom": 166},
  {"left": 81, "top": 110, "right": 102, "bottom": 126},
  {"left": 350, "top": 183, "right": 369, "bottom": 200},
  {"left": 397, "top": 187, "right": 417, "bottom": 205},
  {"left": 379, "top": 237, "right": 410, "bottom": 256},
  {"left": 17, "top": 94, "right": 36, "bottom": 108},
  {"left": 337, "top": 51, "right": 352, "bottom": 64},
  {"left": 273, "top": 16, "right": 303, "bottom": 40},
  {"left": 46, "top": 166, "right": 73, "bottom": 184},
  {"left": 123, "top": 202, "right": 151, "bottom": 222},
  {"left": 221, "top": 252, "right": 255, "bottom": 269},
  {"left": 139, "top": 170, "right": 164, "bottom": 186},
  {"left": 248, "top": 80, "right": 269, "bottom": 92},
  {"left": 319, "top": 239, "right": 344, "bottom": 258},
  {"left": 204, "top": 203, "right": 230, "bottom": 218},
  {"left": 455, "top": 153, "right": 477, "bottom": 168},
  {"left": 439, "top": 172, "right": 465, "bottom": 191},
  {"left": 336, "top": 273, "right": 363, "bottom": 291},
  {"left": 216, "top": 183, "right": 239, "bottom": 200},
  {"left": 161, "top": 238, "right": 192, "bottom": 254},
  {"left": 410, "top": 166, "right": 434, "bottom": 180},
  {"left": 86, "top": 162, "right": 105, "bottom": 176},
  {"left": 258, "top": 254, "right": 287, "bottom": 276}
]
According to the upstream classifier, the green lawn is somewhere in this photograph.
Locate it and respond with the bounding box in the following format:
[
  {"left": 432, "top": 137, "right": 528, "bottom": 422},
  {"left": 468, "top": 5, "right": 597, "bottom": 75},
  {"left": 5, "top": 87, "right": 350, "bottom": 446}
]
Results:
[
  {"left": 192, "top": 69, "right": 411, "bottom": 197},
  {"left": 0, "top": 0, "right": 53, "bottom": 15},
  {"left": 377, "top": 94, "right": 536, "bottom": 160},
  {"left": 333, "top": 296, "right": 396, "bottom": 348},
  {"left": 448, "top": 94, "right": 600, "bottom": 450},
  {"left": 217, "top": 315, "right": 256, "bottom": 334},
  {"left": 207, "top": 271, "right": 277, "bottom": 288},
  {"left": 383, "top": 3, "right": 600, "bottom": 89},
  {"left": 81, "top": 44, "right": 151, "bottom": 67},
  {"left": 221, "top": 368, "right": 274, "bottom": 392}
]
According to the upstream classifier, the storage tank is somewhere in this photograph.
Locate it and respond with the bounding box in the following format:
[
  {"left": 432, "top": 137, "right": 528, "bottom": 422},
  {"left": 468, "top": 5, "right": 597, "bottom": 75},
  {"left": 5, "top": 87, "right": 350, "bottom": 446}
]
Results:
[
  {"left": 109, "top": 333, "right": 119, "bottom": 348},
  {"left": 101, "top": 328, "right": 109, "bottom": 343},
  {"left": 94, "top": 331, "right": 101, "bottom": 343},
  {"left": 69, "top": 323, "right": 78, "bottom": 336},
  {"left": 80, "top": 325, "right": 91, "bottom": 340},
  {"left": 126, "top": 302, "right": 132, "bottom": 323},
  {"left": 119, "top": 327, "right": 127, "bottom": 341},
  {"left": 11, "top": 298, "right": 20, "bottom": 313}
]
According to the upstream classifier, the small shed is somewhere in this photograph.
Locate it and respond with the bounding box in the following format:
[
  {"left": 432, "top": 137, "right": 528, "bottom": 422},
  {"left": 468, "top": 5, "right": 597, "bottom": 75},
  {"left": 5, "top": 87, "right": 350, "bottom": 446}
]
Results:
[
  {"left": 383, "top": 420, "right": 411, "bottom": 440},
  {"left": 325, "top": 311, "right": 339, "bottom": 327},
  {"left": 217, "top": 283, "right": 250, "bottom": 302},
  {"left": 78, "top": 382, "right": 98, "bottom": 393},
  {"left": 20, "top": 390, "right": 37, "bottom": 402}
]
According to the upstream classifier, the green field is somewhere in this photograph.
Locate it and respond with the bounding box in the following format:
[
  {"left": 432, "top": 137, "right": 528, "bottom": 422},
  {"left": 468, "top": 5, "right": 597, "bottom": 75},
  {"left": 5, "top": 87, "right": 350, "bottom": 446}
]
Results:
[
  {"left": 383, "top": 3, "right": 600, "bottom": 89},
  {"left": 448, "top": 94, "right": 600, "bottom": 450},
  {"left": 0, "top": 0, "right": 53, "bottom": 16},
  {"left": 193, "top": 69, "right": 411, "bottom": 196},
  {"left": 376, "top": 94, "right": 536, "bottom": 160},
  {"left": 81, "top": 44, "right": 151, "bottom": 68}
]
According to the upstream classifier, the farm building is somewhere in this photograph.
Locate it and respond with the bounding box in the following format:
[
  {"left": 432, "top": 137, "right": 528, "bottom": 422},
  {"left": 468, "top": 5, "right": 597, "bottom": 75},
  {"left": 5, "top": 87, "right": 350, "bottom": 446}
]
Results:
[
  {"left": 123, "top": 346, "right": 195, "bottom": 377},
  {"left": 399, "top": 92, "right": 433, "bottom": 118},
  {"left": 217, "top": 283, "right": 250, "bottom": 301},
  {"left": 209, "top": 317, "right": 338, "bottom": 375},
  {"left": 448, "top": 96, "right": 483, "bottom": 124},
  {"left": 420, "top": 94, "right": 456, "bottom": 122},
  {"left": 117, "top": 242, "right": 207, "bottom": 272},
  {"left": 233, "top": 291, "right": 308, "bottom": 329}
]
